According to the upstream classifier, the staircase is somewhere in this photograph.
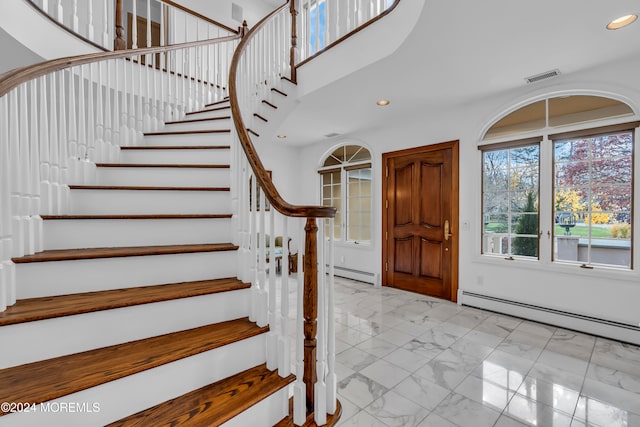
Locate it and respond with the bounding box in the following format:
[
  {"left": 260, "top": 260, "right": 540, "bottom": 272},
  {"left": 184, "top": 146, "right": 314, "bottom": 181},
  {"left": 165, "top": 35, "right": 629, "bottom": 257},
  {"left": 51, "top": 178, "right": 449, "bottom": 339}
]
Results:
[{"left": 0, "top": 100, "right": 295, "bottom": 426}]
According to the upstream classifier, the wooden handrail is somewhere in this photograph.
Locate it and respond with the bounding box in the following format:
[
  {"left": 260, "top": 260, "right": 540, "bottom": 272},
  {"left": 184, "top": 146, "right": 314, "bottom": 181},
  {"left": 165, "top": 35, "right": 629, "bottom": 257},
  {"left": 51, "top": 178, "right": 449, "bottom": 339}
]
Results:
[
  {"left": 295, "top": 0, "right": 402, "bottom": 69},
  {"left": 0, "top": 35, "right": 239, "bottom": 98},
  {"left": 228, "top": 3, "right": 336, "bottom": 219}
]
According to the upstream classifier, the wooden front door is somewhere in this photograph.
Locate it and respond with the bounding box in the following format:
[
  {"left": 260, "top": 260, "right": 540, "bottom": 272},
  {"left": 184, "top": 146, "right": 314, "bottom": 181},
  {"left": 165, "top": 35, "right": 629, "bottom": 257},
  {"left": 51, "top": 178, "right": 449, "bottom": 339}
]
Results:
[{"left": 382, "top": 141, "right": 459, "bottom": 301}]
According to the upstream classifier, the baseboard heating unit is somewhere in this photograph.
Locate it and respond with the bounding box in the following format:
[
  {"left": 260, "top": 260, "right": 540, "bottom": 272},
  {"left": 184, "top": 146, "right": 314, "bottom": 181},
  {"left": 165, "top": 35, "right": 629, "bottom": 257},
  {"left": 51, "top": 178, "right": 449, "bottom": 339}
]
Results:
[
  {"left": 333, "top": 266, "right": 378, "bottom": 285},
  {"left": 460, "top": 290, "right": 640, "bottom": 346}
]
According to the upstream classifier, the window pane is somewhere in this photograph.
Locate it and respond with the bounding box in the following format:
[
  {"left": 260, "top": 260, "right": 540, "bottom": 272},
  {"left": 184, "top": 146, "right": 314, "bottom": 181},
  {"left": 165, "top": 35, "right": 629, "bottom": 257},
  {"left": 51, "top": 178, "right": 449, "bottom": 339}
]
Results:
[
  {"left": 553, "top": 131, "right": 633, "bottom": 268},
  {"left": 482, "top": 144, "right": 539, "bottom": 259}
]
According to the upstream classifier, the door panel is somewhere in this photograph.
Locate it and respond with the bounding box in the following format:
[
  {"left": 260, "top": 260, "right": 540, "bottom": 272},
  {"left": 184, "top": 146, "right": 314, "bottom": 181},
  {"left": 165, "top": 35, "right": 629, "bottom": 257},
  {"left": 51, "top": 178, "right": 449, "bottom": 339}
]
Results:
[{"left": 383, "top": 142, "right": 458, "bottom": 301}]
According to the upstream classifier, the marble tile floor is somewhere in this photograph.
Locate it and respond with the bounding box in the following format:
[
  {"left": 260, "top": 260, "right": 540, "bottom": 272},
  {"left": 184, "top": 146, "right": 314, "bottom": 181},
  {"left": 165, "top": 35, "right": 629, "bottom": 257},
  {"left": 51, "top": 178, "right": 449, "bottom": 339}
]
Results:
[{"left": 280, "top": 276, "right": 640, "bottom": 427}]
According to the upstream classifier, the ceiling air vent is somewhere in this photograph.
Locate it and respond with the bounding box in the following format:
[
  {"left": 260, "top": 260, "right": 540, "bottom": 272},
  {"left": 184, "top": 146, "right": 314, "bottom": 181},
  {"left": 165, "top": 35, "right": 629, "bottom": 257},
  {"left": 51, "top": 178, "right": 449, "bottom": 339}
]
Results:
[
  {"left": 525, "top": 69, "right": 560, "bottom": 84},
  {"left": 231, "top": 3, "right": 243, "bottom": 23},
  {"left": 324, "top": 132, "right": 341, "bottom": 138}
]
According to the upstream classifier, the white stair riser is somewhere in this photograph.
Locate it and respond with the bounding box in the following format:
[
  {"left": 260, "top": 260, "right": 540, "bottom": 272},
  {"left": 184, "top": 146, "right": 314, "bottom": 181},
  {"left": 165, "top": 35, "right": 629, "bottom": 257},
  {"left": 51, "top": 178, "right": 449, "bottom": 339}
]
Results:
[
  {"left": 95, "top": 167, "right": 230, "bottom": 187},
  {"left": 70, "top": 189, "right": 231, "bottom": 214},
  {"left": 16, "top": 251, "right": 238, "bottom": 298},
  {"left": 0, "top": 335, "right": 266, "bottom": 427},
  {"left": 120, "top": 148, "right": 230, "bottom": 164},
  {"left": 163, "top": 119, "right": 231, "bottom": 132},
  {"left": 184, "top": 107, "right": 231, "bottom": 121},
  {"left": 143, "top": 132, "right": 231, "bottom": 146},
  {"left": 0, "top": 288, "right": 250, "bottom": 369},
  {"left": 43, "top": 218, "right": 233, "bottom": 250},
  {"left": 222, "top": 387, "right": 289, "bottom": 427}
]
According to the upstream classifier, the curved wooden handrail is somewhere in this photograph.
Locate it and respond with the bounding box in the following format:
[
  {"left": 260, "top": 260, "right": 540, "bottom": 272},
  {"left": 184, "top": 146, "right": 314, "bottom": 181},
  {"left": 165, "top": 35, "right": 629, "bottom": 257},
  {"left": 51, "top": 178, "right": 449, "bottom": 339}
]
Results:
[
  {"left": 296, "top": 0, "right": 402, "bottom": 69},
  {"left": 228, "top": 4, "right": 336, "bottom": 219},
  {"left": 0, "top": 35, "right": 239, "bottom": 97}
]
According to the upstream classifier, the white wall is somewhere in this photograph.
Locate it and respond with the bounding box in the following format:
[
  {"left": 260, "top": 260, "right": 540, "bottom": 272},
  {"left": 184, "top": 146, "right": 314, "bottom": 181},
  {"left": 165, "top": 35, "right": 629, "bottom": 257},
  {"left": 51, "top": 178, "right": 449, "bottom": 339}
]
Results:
[
  {"left": 174, "top": 0, "right": 276, "bottom": 30},
  {"left": 294, "top": 53, "right": 640, "bottom": 329}
]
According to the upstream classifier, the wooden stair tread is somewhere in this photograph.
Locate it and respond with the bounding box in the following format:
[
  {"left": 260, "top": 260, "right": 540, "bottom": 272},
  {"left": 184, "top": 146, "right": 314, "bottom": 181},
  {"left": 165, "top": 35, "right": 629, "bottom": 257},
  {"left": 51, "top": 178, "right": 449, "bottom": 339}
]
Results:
[
  {"left": 253, "top": 113, "right": 268, "bottom": 122},
  {"left": 95, "top": 163, "right": 230, "bottom": 168},
  {"left": 69, "top": 185, "right": 230, "bottom": 191},
  {"left": 262, "top": 100, "right": 278, "bottom": 109},
  {"left": 107, "top": 364, "right": 295, "bottom": 427},
  {"left": 0, "top": 278, "right": 248, "bottom": 326},
  {"left": 41, "top": 214, "right": 233, "bottom": 220},
  {"left": 186, "top": 105, "right": 231, "bottom": 115},
  {"left": 164, "top": 116, "right": 230, "bottom": 125},
  {"left": 12, "top": 243, "right": 238, "bottom": 263},
  {"left": 271, "top": 88, "right": 287, "bottom": 96},
  {"left": 144, "top": 129, "right": 230, "bottom": 136},
  {"left": 0, "top": 318, "right": 268, "bottom": 415},
  {"left": 120, "top": 146, "right": 230, "bottom": 150},
  {"left": 204, "top": 99, "right": 230, "bottom": 108}
]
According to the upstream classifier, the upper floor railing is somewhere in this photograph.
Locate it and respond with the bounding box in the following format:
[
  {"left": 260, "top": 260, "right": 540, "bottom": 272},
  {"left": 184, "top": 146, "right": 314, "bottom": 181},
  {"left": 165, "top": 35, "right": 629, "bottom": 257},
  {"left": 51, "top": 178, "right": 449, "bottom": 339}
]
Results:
[{"left": 27, "top": 0, "right": 238, "bottom": 51}]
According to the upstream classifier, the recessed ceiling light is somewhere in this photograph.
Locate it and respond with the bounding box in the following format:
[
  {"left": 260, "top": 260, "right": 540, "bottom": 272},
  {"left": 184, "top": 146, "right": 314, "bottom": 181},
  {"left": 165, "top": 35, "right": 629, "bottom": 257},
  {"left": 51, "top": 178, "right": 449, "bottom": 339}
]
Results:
[
  {"left": 276, "top": 134, "right": 286, "bottom": 139},
  {"left": 607, "top": 14, "right": 637, "bottom": 30},
  {"left": 376, "top": 99, "right": 390, "bottom": 106}
]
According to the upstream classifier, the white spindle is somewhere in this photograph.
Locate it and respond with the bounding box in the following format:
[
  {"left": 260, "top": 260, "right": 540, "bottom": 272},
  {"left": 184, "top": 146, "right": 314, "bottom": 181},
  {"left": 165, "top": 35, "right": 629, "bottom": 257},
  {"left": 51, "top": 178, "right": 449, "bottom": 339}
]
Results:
[
  {"left": 76, "top": 65, "right": 87, "bottom": 182},
  {"left": 293, "top": 220, "right": 306, "bottom": 425},
  {"left": 48, "top": 73, "right": 61, "bottom": 214},
  {"left": 19, "top": 85, "right": 33, "bottom": 255},
  {"left": 267, "top": 204, "right": 278, "bottom": 371},
  {"left": 37, "top": 78, "right": 51, "bottom": 217},
  {"left": 278, "top": 217, "right": 291, "bottom": 376},
  {"left": 132, "top": 0, "right": 138, "bottom": 49},
  {"left": 160, "top": 4, "right": 165, "bottom": 47},
  {"left": 67, "top": 67, "right": 80, "bottom": 184},
  {"left": 72, "top": 0, "right": 79, "bottom": 33},
  {"left": 250, "top": 172, "right": 258, "bottom": 323},
  {"left": 103, "top": 61, "right": 114, "bottom": 158},
  {"left": 146, "top": 0, "right": 152, "bottom": 48},
  {"left": 326, "top": 217, "right": 337, "bottom": 414},
  {"left": 103, "top": 0, "right": 109, "bottom": 48},
  {"left": 258, "top": 183, "right": 268, "bottom": 327},
  {"left": 56, "top": 0, "right": 63, "bottom": 24},
  {"left": 95, "top": 62, "right": 105, "bottom": 162},
  {"left": 111, "top": 60, "right": 121, "bottom": 158},
  {"left": 135, "top": 55, "right": 144, "bottom": 142},
  {"left": 58, "top": 71, "right": 70, "bottom": 212},
  {"left": 85, "top": 64, "right": 96, "bottom": 182},
  {"left": 0, "top": 95, "right": 14, "bottom": 310},
  {"left": 87, "top": 0, "right": 95, "bottom": 42},
  {"left": 314, "top": 219, "right": 327, "bottom": 425}
]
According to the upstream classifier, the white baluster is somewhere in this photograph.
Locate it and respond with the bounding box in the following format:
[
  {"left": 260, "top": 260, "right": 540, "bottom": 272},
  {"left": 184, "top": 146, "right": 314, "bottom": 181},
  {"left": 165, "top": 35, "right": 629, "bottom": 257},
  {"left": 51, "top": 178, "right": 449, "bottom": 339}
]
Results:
[
  {"left": 76, "top": 65, "right": 87, "bottom": 183},
  {"left": 95, "top": 61, "right": 106, "bottom": 162},
  {"left": 121, "top": 57, "right": 132, "bottom": 147},
  {"left": 293, "top": 219, "right": 306, "bottom": 425},
  {"left": 143, "top": 54, "right": 152, "bottom": 132},
  {"left": 257, "top": 183, "right": 268, "bottom": 327},
  {"left": 146, "top": 0, "right": 151, "bottom": 48},
  {"left": 278, "top": 217, "right": 291, "bottom": 376},
  {"left": 129, "top": 55, "right": 139, "bottom": 144},
  {"left": 326, "top": 217, "right": 337, "bottom": 414},
  {"left": 37, "top": 78, "right": 51, "bottom": 217},
  {"left": 103, "top": 0, "right": 109, "bottom": 48},
  {"left": 267, "top": 205, "right": 278, "bottom": 370},
  {"left": 48, "top": 73, "right": 61, "bottom": 214},
  {"left": 160, "top": 3, "right": 165, "bottom": 47},
  {"left": 67, "top": 68, "right": 80, "bottom": 186},
  {"left": 103, "top": 61, "right": 114, "bottom": 157},
  {"left": 19, "top": 85, "right": 34, "bottom": 255},
  {"left": 314, "top": 219, "right": 327, "bottom": 425},
  {"left": 132, "top": 0, "right": 138, "bottom": 49},
  {"left": 41, "top": 0, "right": 48, "bottom": 15},
  {"left": 56, "top": 0, "right": 63, "bottom": 24},
  {"left": 58, "top": 71, "right": 70, "bottom": 212},
  {"left": 249, "top": 173, "right": 258, "bottom": 323},
  {"left": 0, "top": 95, "right": 16, "bottom": 310},
  {"left": 72, "top": 0, "right": 79, "bottom": 33},
  {"left": 111, "top": 60, "right": 121, "bottom": 160},
  {"left": 136, "top": 55, "right": 145, "bottom": 139},
  {"left": 30, "top": 81, "right": 43, "bottom": 252},
  {"left": 87, "top": 0, "right": 95, "bottom": 42}
]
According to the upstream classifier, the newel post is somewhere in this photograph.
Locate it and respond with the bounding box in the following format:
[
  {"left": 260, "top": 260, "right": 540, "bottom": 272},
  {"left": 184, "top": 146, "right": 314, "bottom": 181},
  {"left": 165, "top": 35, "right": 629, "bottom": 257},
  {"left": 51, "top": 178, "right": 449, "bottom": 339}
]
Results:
[
  {"left": 303, "top": 217, "right": 318, "bottom": 413},
  {"left": 114, "top": 0, "right": 126, "bottom": 50},
  {"left": 239, "top": 20, "right": 249, "bottom": 37},
  {"left": 289, "top": 0, "right": 298, "bottom": 83}
]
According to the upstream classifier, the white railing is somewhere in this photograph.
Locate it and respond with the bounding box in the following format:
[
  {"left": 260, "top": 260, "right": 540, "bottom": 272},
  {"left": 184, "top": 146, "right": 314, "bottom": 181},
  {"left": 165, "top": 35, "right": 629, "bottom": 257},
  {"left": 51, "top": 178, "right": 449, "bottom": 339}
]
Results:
[
  {"left": 0, "top": 35, "right": 238, "bottom": 312},
  {"left": 28, "top": 0, "right": 237, "bottom": 51},
  {"left": 297, "top": 0, "right": 396, "bottom": 62},
  {"left": 230, "top": 4, "right": 338, "bottom": 424}
]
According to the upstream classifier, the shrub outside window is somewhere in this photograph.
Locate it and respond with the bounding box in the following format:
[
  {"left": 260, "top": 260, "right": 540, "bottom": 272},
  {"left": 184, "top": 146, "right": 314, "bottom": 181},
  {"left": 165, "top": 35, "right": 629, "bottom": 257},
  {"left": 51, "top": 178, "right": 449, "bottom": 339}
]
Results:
[{"left": 482, "top": 143, "right": 540, "bottom": 259}]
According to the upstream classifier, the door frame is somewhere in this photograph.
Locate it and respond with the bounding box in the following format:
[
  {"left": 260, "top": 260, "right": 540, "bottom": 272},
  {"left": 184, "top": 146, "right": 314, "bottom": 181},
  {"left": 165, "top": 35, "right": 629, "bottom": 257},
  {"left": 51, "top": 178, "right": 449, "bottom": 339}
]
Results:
[{"left": 381, "top": 140, "right": 460, "bottom": 301}]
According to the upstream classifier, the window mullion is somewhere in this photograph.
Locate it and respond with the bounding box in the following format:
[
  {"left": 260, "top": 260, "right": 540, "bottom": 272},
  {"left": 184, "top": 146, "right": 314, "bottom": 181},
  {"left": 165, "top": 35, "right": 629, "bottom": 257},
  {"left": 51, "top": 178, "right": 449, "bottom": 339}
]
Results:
[{"left": 539, "top": 136, "right": 553, "bottom": 263}]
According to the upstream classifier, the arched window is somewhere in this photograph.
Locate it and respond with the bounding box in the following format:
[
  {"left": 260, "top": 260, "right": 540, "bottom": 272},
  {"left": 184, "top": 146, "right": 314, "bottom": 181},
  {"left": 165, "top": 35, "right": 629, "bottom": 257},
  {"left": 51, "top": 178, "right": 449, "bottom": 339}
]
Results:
[
  {"left": 319, "top": 144, "right": 372, "bottom": 243},
  {"left": 480, "top": 95, "right": 637, "bottom": 269}
]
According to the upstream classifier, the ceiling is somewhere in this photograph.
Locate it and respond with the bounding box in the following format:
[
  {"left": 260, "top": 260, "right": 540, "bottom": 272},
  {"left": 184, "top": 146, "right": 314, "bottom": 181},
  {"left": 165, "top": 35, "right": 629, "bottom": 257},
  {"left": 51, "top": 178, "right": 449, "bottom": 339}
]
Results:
[{"left": 276, "top": 0, "right": 640, "bottom": 145}]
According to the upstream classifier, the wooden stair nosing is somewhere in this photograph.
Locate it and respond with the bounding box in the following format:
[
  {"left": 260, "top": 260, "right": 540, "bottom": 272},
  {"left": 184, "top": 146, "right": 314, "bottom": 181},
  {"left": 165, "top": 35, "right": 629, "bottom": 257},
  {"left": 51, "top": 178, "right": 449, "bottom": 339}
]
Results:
[
  {"left": 69, "top": 185, "right": 230, "bottom": 191},
  {"left": 120, "top": 145, "right": 231, "bottom": 150},
  {"left": 41, "top": 214, "right": 233, "bottom": 220},
  {"left": 275, "top": 398, "right": 342, "bottom": 427},
  {"left": 12, "top": 243, "right": 238, "bottom": 264},
  {"left": 0, "top": 318, "right": 268, "bottom": 415},
  {"left": 0, "top": 278, "right": 249, "bottom": 326},
  {"left": 164, "top": 116, "right": 231, "bottom": 125},
  {"left": 281, "top": 76, "right": 296, "bottom": 85},
  {"left": 247, "top": 128, "right": 260, "bottom": 138},
  {"left": 253, "top": 113, "right": 268, "bottom": 123},
  {"left": 143, "top": 129, "right": 230, "bottom": 136},
  {"left": 185, "top": 105, "right": 231, "bottom": 115},
  {"left": 261, "top": 100, "right": 278, "bottom": 109},
  {"left": 95, "top": 163, "right": 230, "bottom": 169},
  {"left": 271, "top": 88, "right": 288, "bottom": 97},
  {"left": 107, "top": 364, "right": 295, "bottom": 427},
  {"left": 204, "top": 99, "right": 230, "bottom": 108}
]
